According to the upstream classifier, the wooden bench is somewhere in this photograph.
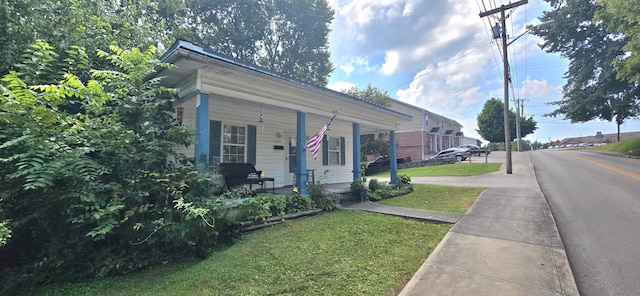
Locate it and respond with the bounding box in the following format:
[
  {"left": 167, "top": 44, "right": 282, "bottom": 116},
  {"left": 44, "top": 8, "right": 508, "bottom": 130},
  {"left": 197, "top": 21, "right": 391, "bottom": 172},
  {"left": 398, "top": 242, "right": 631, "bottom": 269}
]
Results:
[{"left": 219, "top": 163, "right": 275, "bottom": 193}]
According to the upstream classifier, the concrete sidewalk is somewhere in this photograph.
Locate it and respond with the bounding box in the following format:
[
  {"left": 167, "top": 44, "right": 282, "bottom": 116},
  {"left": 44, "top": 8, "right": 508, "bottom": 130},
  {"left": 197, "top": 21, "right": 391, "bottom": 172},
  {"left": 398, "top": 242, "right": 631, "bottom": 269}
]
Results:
[{"left": 354, "top": 152, "right": 579, "bottom": 295}]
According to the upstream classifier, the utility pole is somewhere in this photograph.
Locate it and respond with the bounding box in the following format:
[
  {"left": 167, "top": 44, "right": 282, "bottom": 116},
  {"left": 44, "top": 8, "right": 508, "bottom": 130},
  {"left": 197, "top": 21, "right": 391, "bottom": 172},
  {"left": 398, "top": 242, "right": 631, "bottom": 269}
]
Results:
[
  {"left": 515, "top": 97, "right": 521, "bottom": 152},
  {"left": 479, "top": 0, "right": 528, "bottom": 174}
]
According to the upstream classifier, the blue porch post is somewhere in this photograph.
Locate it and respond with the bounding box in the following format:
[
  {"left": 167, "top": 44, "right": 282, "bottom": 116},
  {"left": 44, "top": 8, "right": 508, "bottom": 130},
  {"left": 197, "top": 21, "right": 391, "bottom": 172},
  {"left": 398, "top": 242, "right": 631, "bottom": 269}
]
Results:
[
  {"left": 352, "top": 123, "right": 362, "bottom": 180},
  {"left": 195, "top": 93, "right": 210, "bottom": 171},
  {"left": 296, "top": 112, "right": 309, "bottom": 196},
  {"left": 389, "top": 130, "right": 398, "bottom": 184}
]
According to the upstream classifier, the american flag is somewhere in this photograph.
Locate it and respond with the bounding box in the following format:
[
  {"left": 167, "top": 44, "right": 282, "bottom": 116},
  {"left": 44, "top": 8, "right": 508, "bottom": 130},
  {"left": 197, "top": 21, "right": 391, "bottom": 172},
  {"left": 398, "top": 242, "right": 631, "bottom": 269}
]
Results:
[{"left": 306, "top": 113, "right": 337, "bottom": 159}]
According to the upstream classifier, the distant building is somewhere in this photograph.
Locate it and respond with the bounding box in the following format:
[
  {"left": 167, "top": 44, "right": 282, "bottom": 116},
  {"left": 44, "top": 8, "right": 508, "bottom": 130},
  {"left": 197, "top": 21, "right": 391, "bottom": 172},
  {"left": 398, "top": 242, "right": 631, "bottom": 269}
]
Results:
[
  {"left": 560, "top": 131, "right": 640, "bottom": 145},
  {"left": 461, "top": 137, "right": 483, "bottom": 146},
  {"left": 390, "top": 100, "right": 464, "bottom": 161}
]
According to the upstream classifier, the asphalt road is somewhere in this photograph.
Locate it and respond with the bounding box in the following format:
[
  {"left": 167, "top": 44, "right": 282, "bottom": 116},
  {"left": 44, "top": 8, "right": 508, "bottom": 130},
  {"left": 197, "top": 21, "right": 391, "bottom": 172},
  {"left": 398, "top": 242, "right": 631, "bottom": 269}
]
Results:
[{"left": 530, "top": 150, "right": 640, "bottom": 296}]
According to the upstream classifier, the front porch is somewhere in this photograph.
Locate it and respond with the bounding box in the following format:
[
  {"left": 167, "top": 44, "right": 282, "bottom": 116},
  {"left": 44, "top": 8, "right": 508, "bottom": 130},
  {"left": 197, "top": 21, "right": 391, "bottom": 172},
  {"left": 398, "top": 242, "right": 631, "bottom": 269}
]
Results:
[{"left": 157, "top": 40, "right": 412, "bottom": 195}]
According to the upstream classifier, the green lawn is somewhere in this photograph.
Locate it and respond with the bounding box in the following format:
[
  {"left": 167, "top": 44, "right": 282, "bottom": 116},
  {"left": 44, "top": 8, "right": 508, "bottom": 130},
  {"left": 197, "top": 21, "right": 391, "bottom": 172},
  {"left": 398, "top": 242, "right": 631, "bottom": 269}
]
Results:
[
  {"left": 367, "top": 163, "right": 502, "bottom": 178},
  {"left": 42, "top": 211, "right": 451, "bottom": 296},
  {"left": 40, "top": 159, "right": 496, "bottom": 295},
  {"left": 588, "top": 138, "right": 640, "bottom": 156},
  {"left": 378, "top": 184, "right": 483, "bottom": 214}
]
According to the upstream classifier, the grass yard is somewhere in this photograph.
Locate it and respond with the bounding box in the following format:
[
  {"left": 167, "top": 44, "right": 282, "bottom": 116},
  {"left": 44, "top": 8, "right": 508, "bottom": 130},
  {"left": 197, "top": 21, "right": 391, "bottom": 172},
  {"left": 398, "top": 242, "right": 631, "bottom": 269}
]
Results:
[
  {"left": 42, "top": 210, "right": 451, "bottom": 296},
  {"left": 367, "top": 162, "right": 502, "bottom": 178},
  {"left": 377, "top": 184, "right": 483, "bottom": 214},
  {"left": 588, "top": 137, "right": 640, "bottom": 156}
]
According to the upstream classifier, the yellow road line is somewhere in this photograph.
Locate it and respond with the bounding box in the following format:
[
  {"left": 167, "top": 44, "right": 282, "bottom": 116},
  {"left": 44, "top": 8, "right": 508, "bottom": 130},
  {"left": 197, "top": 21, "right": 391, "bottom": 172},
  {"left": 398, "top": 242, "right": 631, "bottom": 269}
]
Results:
[{"left": 572, "top": 155, "right": 640, "bottom": 180}]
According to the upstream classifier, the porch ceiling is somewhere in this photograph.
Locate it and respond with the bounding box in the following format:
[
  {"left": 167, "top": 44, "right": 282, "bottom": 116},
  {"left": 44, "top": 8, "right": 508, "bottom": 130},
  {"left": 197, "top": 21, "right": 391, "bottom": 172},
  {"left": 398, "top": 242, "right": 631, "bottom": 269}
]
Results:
[{"left": 156, "top": 41, "right": 411, "bottom": 133}]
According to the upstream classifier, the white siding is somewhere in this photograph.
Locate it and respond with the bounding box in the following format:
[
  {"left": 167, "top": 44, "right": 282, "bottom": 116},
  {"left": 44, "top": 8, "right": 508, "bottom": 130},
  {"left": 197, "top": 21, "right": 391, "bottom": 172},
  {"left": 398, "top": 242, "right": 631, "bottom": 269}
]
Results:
[{"left": 175, "top": 96, "right": 355, "bottom": 188}]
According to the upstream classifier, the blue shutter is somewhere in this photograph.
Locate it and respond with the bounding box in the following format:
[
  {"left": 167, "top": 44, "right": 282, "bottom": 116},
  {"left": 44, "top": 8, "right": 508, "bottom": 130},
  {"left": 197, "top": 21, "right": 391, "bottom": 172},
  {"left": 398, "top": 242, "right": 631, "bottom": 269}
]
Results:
[
  {"left": 247, "top": 125, "right": 257, "bottom": 165},
  {"left": 209, "top": 120, "right": 221, "bottom": 163},
  {"left": 322, "top": 135, "right": 328, "bottom": 166},
  {"left": 340, "top": 137, "right": 345, "bottom": 166}
]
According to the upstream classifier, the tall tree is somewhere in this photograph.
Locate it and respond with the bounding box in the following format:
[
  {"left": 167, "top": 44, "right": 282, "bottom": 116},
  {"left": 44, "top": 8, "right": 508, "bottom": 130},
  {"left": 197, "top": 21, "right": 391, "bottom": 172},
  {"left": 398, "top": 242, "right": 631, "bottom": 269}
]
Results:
[
  {"left": 596, "top": 0, "right": 640, "bottom": 83},
  {"left": 476, "top": 98, "right": 537, "bottom": 143},
  {"left": 342, "top": 84, "right": 394, "bottom": 158},
  {"left": 342, "top": 83, "right": 393, "bottom": 107},
  {"left": 532, "top": 0, "right": 640, "bottom": 141},
  {"left": 183, "top": 0, "right": 334, "bottom": 85},
  {"left": 0, "top": 0, "right": 185, "bottom": 74},
  {"left": 1, "top": 0, "right": 334, "bottom": 86}
]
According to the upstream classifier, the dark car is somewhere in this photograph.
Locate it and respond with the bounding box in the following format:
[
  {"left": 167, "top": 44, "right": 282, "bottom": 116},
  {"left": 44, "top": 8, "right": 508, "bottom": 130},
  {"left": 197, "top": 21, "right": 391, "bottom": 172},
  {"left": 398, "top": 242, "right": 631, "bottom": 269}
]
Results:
[
  {"left": 458, "top": 144, "right": 490, "bottom": 156},
  {"left": 429, "top": 148, "right": 471, "bottom": 162},
  {"left": 365, "top": 156, "right": 411, "bottom": 175}
]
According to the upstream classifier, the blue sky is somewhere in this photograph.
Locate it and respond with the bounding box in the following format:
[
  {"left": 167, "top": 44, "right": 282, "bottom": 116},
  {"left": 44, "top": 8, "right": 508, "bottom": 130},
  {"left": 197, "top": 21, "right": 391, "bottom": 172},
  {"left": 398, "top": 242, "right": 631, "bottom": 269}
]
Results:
[{"left": 325, "top": 0, "right": 640, "bottom": 144}]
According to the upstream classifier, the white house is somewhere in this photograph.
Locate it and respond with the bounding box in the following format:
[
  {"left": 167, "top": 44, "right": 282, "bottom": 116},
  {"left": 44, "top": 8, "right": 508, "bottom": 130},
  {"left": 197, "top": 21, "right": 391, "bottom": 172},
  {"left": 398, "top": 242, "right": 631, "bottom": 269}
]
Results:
[{"left": 154, "top": 41, "right": 412, "bottom": 195}]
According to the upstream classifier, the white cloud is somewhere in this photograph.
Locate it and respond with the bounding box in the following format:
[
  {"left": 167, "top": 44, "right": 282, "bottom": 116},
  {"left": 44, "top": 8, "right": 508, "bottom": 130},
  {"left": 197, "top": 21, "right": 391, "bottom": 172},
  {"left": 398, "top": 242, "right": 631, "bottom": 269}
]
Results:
[
  {"left": 326, "top": 1, "right": 596, "bottom": 141},
  {"left": 340, "top": 63, "right": 355, "bottom": 75},
  {"left": 396, "top": 47, "right": 496, "bottom": 114},
  {"left": 518, "top": 78, "right": 561, "bottom": 99},
  {"left": 327, "top": 81, "right": 357, "bottom": 92},
  {"left": 380, "top": 51, "right": 399, "bottom": 75}
]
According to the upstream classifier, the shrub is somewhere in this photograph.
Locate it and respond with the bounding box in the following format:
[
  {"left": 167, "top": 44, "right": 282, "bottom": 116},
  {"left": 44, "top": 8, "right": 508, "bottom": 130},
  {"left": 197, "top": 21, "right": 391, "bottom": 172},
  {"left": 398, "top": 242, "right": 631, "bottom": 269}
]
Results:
[
  {"left": 350, "top": 180, "right": 366, "bottom": 196},
  {"left": 0, "top": 42, "right": 221, "bottom": 293},
  {"left": 220, "top": 186, "right": 257, "bottom": 200},
  {"left": 367, "top": 182, "right": 413, "bottom": 201},
  {"left": 398, "top": 174, "right": 411, "bottom": 185},
  {"left": 368, "top": 179, "right": 383, "bottom": 192},
  {"left": 307, "top": 183, "right": 340, "bottom": 211},
  {"left": 240, "top": 194, "right": 286, "bottom": 221},
  {"left": 0, "top": 220, "right": 10, "bottom": 247},
  {"left": 284, "top": 193, "right": 316, "bottom": 213}
]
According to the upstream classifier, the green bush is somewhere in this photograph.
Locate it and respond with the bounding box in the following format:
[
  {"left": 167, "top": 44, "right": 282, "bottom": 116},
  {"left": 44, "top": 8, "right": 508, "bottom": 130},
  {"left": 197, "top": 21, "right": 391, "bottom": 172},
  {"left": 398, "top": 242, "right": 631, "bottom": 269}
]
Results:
[
  {"left": 398, "top": 174, "right": 412, "bottom": 185},
  {"left": 367, "top": 182, "right": 414, "bottom": 201},
  {"left": 0, "top": 220, "right": 10, "bottom": 247},
  {"left": 0, "top": 41, "right": 221, "bottom": 293},
  {"left": 368, "top": 179, "right": 383, "bottom": 192},
  {"left": 220, "top": 186, "right": 257, "bottom": 200},
  {"left": 284, "top": 193, "right": 316, "bottom": 213},
  {"left": 240, "top": 194, "right": 287, "bottom": 221},
  {"left": 307, "top": 183, "right": 340, "bottom": 211},
  {"left": 350, "top": 180, "right": 366, "bottom": 195}
]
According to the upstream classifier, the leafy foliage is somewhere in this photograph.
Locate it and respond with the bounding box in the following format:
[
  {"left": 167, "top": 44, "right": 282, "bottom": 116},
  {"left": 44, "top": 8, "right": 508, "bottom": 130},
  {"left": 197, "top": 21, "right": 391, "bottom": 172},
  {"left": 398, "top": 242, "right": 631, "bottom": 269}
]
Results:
[
  {"left": 0, "top": 220, "right": 10, "bottom": 247},
  {"left": 596, "top": 0, "right": 640, "bottom": 83},
  {"left": 241, "top": 194, "right": 287, "bottom": 221},
  {"left": 183, "top": 0, "right": 335, "bottom": 85},
  {"left": 367, "top": 179, "right": 383, "bottom": 192},
  {"left": 533, "top": 0, "right": 640, "bottom": 139},
  {"left": 307, "top": 182, "right": 340, "bottom": 211},
  {"left": 0, "top": 41, "right": 220, "bottom": 293},
  {"left": 367, "top": 183, "right": 414, "bottom": 202},
  {"left": 398, "top": 174, "right": 412, "bottom": 185},
  {"left": 361, "top": 133, "right": 391, "bottom": 158},
  {"left": 476, "top": 98, "right": 537, "bottom": 143},
  {"left": 342, "top": 83, "right": 393, "bottom": 107},
  {"left": 283, "top": 193, "right": 316, "bottom": 213},
  {"left": 1, "top": 0, "right": 334, "bottom": 86}
]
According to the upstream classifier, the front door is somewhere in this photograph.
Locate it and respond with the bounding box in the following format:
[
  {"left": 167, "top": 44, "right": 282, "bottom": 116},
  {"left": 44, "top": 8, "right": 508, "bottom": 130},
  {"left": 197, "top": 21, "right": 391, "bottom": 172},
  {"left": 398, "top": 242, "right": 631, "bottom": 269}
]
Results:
[{"left": 285, "top": 134, "right": 297, "bottom": 185}]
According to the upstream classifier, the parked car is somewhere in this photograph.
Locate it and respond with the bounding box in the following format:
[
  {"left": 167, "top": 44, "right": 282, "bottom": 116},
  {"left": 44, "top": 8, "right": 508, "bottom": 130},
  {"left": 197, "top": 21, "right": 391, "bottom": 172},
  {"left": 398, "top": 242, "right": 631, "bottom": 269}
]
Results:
[
  {"left": 365, "top": 156, "right": 411, "bottom": 175},
  {"left": 430, "top": 148, "right": 471, "bottom": 162},
  {"left": 458, "top": 144, "right": 490, "bottom": 156}
]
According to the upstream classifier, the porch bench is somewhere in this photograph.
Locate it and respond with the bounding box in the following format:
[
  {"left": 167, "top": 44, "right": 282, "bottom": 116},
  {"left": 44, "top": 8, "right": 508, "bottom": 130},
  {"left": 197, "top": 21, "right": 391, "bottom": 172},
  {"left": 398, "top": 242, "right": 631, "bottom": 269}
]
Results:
[{"left": 219, "top": 163, "right": 275, "bottom": 193}]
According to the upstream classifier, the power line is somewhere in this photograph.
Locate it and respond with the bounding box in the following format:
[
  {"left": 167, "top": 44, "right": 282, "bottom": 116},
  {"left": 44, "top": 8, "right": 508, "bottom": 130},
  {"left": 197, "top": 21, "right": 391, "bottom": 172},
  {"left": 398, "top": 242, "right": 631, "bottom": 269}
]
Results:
[
  {"left": 479, "top": 0, "right": 529, "bottom": 174},
  {"left": 386, "top": 42, "right": 493, "bottom": 92}
]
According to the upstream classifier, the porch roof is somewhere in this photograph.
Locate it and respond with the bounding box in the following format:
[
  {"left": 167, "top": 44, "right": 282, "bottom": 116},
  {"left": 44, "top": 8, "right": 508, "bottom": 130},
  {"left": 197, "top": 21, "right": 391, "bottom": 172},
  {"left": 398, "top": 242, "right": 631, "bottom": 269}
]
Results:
[{"left": 156, "top": 40, "right": 412, "bottom": 133}]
